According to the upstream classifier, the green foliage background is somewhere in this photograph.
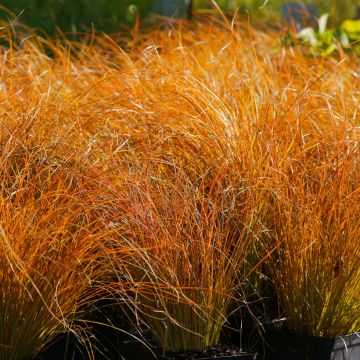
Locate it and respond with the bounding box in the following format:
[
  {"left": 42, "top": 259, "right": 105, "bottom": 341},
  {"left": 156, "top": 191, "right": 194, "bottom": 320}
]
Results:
[
  {"left": 0, "top": 0, "right": 358, "bottom": 34},
  {"left": 0, "top": 0, "right": 153, "bottom": 33}
]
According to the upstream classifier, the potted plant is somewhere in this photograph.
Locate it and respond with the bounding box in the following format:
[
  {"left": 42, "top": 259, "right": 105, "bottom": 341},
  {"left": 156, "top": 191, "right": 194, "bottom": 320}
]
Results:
[
  {"left": 108, "top": 166, "right": 261, "bottom": 359},
  {"left": 0, "top": 148, "right": 107, "bottom": 359},
  {"left": 259, "top": 146, "right": 360, "bottom": 360}
]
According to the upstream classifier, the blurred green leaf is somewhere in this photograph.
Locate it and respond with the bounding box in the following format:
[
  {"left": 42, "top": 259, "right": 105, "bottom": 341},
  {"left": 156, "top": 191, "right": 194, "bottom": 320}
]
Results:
[{"left": 341, "top": 19, "right": 360, "bottom": 34}]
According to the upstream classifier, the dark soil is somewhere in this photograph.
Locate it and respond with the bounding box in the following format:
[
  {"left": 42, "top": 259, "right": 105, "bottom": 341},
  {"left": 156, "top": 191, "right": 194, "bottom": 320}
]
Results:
[{"left": 162, "top": 343, "right": 254, "bottom": 359}]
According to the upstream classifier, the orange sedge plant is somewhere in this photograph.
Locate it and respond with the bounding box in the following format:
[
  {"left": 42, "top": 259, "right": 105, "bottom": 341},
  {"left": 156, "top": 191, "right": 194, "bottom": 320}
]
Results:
[
  {"left": 99, "top": 161, "right": 265, "bottom": 353},
  {"left": 0, "top": 140, "right": 111, "bottom": 359},
  {"left": 0, "top": 9, "right": 359, "bottom": 356},
  {"left": 262, "top": 131, "right": 360, "bottom": 337}
]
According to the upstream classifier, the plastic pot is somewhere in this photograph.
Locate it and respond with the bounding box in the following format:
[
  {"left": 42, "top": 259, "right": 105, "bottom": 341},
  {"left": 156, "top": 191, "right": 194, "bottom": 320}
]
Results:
[
  {"left": 120, "top": 328, "right": 257, "bottom": 360},
  {"left": 259, "top": 320, "right": 360, "bottom": 360},
  {"left": 330, "top": 333, "right": 360, "bottom": 360}
]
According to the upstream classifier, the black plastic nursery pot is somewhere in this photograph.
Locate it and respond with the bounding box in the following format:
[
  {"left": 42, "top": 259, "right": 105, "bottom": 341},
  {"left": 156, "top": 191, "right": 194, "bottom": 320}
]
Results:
[
  {"left": 262, "top": 329, "right": 335, "bottom": 360},
  {"left": 162, "top": 354, "right": 257, "bottom": 360},
  {"left": 37, "top": 326, "right": 258, "bottom": 360},
  {"left": 331, "top": 333, "right": 360, "bottom": 360},
  {"left": 258, "top": 321, "right": 360, "bottom": 360},
  {"left": 120, "top": 328, "right": 258, "bottom": 360}
]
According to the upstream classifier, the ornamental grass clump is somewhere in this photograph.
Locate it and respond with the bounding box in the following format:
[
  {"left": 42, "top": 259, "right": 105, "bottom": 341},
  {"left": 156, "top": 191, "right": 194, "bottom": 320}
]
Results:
[
  {"left": 0, "top": 144, "right": 108, "bottom": 359},
  {"left": 62, "top": 15, "right": 359, "bottom": 350},
  {"left": 105, "top": 164, "right": 264, "bottom": 353},
  {"left": 264, "top": 128, "right": 360, "bottom": 337},
  {"left": 0, "top": 10, "right": 359, "bottom": 358}
]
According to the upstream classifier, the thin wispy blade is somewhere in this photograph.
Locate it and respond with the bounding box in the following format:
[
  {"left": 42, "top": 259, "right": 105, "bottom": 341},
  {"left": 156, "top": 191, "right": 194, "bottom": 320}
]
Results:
[{"left": 258, "top": 0, "right": 269, "bottom": 10}]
